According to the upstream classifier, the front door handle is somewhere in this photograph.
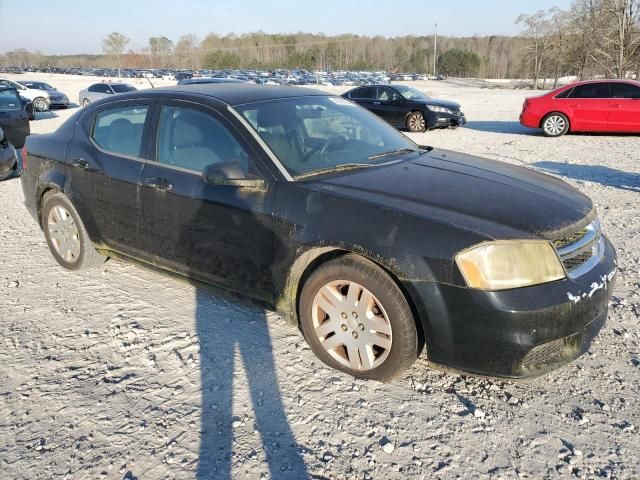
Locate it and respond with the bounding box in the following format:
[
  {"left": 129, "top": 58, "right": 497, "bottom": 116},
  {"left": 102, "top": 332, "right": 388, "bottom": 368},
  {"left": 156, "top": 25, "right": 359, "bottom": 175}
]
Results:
[
  {"left": 569, "top": 104, "right": 579, "bottom": 108},
  {"left": 372, "top": 101, "right": 381, "bottom": 105},
  {"left": 71, "top": 158, "right": 89, "bottom": 169},
  {"left": 144, "top": 177, "right": 173, "bottom": 191},
  {"left": 611, "top": 104, "right": 622, "bottom": 109}
]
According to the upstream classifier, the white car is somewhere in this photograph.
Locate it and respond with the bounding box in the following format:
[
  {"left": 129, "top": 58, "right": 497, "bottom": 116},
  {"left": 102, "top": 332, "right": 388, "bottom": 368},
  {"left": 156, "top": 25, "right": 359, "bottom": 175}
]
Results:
[
  {"left": 0, "top": 77, "right": 50, "bottom": 112},
  {"left": 78, "top": 82, "right": 137, "bottom": 106}
]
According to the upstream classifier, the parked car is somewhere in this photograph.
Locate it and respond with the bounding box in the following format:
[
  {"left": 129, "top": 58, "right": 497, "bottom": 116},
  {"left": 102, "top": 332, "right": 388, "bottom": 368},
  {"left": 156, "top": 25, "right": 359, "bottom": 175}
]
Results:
[
  {"left": 342, "top": 85, "right": 466, "bottom": 132},
  {"left": 78, "top": 83, "right": 137, "bottom": 106},
  {"left": 19, "top": 80, "right": 70, "bottom": 108},
  {"left": 177, "top": 77, "right": 246, "bottom": 86},
  {"left": 0, "top": 126, "right": 19, "bottom": 180},
  {"left": 0, "top": 87, "right": 30, "bottom": 149},
  {"left": 0, "top": 77, "right": 50, "bottom": 112},
  {"left": 21, "top": 84, "right": 616, "bottom": 381},
  {"left": 520, "top": 79, "right": 640, "bottom": 137}
]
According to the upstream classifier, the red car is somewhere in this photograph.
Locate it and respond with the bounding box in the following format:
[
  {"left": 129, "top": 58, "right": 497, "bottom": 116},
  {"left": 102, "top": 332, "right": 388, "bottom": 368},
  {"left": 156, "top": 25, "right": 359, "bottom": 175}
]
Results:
[{"left": 520, "top": 79, "right": 640, "bottom": 137}]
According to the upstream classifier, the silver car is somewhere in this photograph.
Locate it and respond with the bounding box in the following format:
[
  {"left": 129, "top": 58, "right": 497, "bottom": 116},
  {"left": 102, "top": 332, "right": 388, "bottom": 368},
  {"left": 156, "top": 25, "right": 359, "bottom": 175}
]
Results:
[
  {"left": 20, "top": 80, "right": 70, "bottom": 108},
  {"left": 78, "top": 82, "right": 137, "bottom": 107}
]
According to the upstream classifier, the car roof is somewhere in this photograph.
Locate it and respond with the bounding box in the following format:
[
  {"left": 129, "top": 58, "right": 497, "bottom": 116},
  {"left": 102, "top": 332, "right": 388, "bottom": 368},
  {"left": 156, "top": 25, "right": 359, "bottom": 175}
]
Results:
[
  {"left": 565, "top": 79, "right": 640, "bottom": 87},
  {"left": 146, "top": 83, "right": 329, "bottom": 106}
]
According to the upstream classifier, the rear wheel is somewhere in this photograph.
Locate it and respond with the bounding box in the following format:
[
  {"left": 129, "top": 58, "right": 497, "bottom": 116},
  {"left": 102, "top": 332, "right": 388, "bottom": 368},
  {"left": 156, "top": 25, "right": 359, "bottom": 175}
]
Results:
[
  {"left": 299, "top": 254, "right": 420, "bottom": 381},
  {"left": 42, "top": 192, "right": 106, "bottom": 271},
  {"left": 541, "top": 113, "right": 570, "bottom": 137},
  {"left": 406, "top": 111, "right": 426, "bottom": 132}
]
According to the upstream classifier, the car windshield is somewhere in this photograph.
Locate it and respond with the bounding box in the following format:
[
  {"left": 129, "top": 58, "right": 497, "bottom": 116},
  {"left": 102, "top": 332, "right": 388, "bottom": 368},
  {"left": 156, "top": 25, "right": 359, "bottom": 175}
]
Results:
[
  {"left": 26, "top": 82, "right": 54, "bottom": 91},
  {"left": 0, "top": 89, "right": 22, "bottom": 111},
  {"left": 235, "top": 96, "right": 422, "bottom": 179},
  {"left": 394, "top": 86, "right": 429, "bottom": 100},
  {"left": 111, "top": 84, "right": 136, "bottom": 93}
]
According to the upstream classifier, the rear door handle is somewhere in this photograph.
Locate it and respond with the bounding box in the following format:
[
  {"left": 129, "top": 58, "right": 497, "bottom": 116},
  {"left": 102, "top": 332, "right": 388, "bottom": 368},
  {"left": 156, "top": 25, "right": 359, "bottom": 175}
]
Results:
[
  {"left": 71, "top": 157, "right": 89, "bottom": 169},
  {"left": 372, "top": 101, "right": 381, "bottom": 105},
  {"left": 569, "top": 104, "right": 579, "bottom": 108},
  {"left": 611, "top": 104, "right": 622, "bottom": 108},
  {"left": 144, "top": 177, "right": 173, "bottom": 191}
]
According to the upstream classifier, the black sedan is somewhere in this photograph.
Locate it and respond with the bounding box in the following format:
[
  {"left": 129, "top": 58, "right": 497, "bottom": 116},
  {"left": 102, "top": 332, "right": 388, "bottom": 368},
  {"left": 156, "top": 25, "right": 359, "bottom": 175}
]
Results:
[
  {"left": 21, "top": 84, "right": 615, "bottom": 381},
  {"left": 0, "top": 87, "right": 30, "bottom": 147},
  {"left": 342, "top": 84, "right": 466, "bottom": 132}
]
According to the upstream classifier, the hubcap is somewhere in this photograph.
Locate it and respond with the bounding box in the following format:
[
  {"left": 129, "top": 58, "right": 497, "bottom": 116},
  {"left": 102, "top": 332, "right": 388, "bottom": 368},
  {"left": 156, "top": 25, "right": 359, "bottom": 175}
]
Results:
[
  {"left": 47, "top": 206, "right": 81, "bottom": 263},
  {"left": 34, "top": 99, "right": 47, "bottom": 111},
  {"left": 544, "top": 116, "right": 566, "bottom": 136},
  {"left": 311, "top": 280, "right": 393, "bottom": 371},
  {"left": 409, "top": 113, "right": 425, "bottom": 131}
]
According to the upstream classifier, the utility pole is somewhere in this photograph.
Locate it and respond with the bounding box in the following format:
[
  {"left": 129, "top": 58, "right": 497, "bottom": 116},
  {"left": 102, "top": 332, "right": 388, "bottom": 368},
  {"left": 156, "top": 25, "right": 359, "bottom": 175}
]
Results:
[{"left": 433, "top": 23, "right": 438, "bottom": 76}]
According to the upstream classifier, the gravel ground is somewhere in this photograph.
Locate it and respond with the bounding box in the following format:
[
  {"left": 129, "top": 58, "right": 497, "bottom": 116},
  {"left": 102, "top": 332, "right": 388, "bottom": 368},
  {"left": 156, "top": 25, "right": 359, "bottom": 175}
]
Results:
[{"left": 0, "top": 74, "right": 639, "bottom": 479}]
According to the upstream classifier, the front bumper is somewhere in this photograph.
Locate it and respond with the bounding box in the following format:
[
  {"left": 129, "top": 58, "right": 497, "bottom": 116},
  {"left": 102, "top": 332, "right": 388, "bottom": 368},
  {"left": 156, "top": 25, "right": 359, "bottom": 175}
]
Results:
[
  {"left": 407, "top": 235, "right": 617, "bottom": 378},
  {"left": 426, "top": 110, "right": 467, "bottom": 129},
  {"left": 49, "top": 97, "right": 70, "bottom": 107}
]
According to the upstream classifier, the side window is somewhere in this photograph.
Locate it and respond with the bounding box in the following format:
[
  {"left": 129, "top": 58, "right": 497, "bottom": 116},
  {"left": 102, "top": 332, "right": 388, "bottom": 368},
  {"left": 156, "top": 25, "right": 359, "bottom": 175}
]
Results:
[
  {"left": 554, "top": 88, "right": 573, "bottom": 99},
  {"left": 352, "top": 87, "right": 374, "bottom": 99},
  {"left": 91, "top": 105, "right": 149, "bottom": 158},
  {"left": 377, "top": 87, "right": 399, "bottom": 101},
  {"left": 569, "top": 83, "right": 611, "bottom": 99},
  {"left": 610, "top": 82, "right": 640, "bottom": 99},
  {"left": 156, "top": 106, "right": 252, "bottom": 175}
]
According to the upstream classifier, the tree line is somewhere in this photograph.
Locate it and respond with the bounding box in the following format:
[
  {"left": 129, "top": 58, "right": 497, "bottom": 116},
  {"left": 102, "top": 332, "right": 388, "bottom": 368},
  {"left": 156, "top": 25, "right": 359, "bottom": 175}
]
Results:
[{"left": 2, "top": 0, "right": 638, "bottom": 84}]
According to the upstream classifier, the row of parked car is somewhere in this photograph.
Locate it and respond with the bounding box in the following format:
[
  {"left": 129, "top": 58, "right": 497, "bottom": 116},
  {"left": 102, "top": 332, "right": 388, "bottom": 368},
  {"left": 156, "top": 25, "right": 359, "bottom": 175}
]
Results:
[{"left": 4, "top": 65, "right": 446, "bottom": 86}]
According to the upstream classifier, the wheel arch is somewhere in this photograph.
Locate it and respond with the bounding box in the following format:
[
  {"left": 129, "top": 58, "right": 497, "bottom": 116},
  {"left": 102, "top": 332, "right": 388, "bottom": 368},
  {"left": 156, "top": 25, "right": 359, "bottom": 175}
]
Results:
[
  {"left": 276, "top": 246, "right": 427, "bottom": 348},
  {"left": 35, "top": 171, "right": 66, "bottom": 228},
  {"left": 539, "top": 111, "right": 571, "bottom": 130}
]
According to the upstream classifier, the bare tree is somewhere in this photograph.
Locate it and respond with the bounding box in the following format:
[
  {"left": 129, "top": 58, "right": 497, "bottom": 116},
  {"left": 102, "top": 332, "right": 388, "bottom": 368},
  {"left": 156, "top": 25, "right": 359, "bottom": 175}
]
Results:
[
  {"left": 149, "top": 36, "right": 174, "bottom": 69},
  {"left": 599, "top": 0, "right": 640, "bottom": 77},
  {"left": 517, "top": 10, "right": 558, "bottom": 88},
  {"left": 102, "top": 32, "right": 130, "bottom": 76}
]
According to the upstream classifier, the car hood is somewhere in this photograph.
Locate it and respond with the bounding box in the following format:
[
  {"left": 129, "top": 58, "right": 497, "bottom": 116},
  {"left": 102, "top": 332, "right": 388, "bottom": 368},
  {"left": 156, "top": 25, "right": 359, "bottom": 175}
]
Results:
[{"left": 308, "top": 149, "right": 594, "bottom": 240}]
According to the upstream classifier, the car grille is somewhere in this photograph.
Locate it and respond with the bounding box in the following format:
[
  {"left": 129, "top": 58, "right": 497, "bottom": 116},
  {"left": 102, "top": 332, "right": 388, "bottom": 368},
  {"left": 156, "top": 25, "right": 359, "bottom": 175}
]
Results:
[
  {"left": 521, "top": 332, "right": 581, "bottom": 371},
  {"left": 552, "top": 220, "right": 602, "bottom": 277}
]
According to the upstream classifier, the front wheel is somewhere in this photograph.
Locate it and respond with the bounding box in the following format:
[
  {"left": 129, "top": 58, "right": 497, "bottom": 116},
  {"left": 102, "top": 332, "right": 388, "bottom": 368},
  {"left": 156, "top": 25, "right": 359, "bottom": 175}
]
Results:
[
  {"left": 42, "top": 192, "right": 107, "bottom": 271},
  {"left": 541, "top": 113, "right": 570, "bottom": 137},
  {"left": 406, "top": 111, "right": 426, "bottom": 132},
  {"left": 33, "top": 97, "right": 48, "bottom": 112},
  {"left": 299, "top": 254, "right": 420, "bottom": 381}
]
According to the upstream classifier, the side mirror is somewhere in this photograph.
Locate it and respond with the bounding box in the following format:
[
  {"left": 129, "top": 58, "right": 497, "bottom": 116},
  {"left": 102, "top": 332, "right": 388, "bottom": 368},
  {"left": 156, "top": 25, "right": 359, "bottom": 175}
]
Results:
[
  {"left": 202, "top": 162, "right": 266, "bottom": 188},
  {"left": 0, "top": 126, "right": 5, "bottom": 142}
]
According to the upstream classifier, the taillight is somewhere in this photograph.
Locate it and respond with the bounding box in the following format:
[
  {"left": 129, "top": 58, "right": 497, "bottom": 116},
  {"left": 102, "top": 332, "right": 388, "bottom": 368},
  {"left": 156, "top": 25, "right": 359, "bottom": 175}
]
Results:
[{"left": 21, "top": 145, "right": 28, "bottom": 170}]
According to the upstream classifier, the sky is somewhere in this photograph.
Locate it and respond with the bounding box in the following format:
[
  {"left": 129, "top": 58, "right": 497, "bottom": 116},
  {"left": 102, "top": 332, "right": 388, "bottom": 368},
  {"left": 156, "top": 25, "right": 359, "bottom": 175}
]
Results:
[{"left": 0, "top": 0, "right": 572, "bottom": 55}]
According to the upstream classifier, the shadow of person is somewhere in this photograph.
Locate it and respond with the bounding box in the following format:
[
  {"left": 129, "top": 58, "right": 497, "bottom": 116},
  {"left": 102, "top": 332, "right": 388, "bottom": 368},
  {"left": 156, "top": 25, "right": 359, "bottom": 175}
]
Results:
[
  {"left": 166, "top": 161, "right": 308, "bottom": 479},
  {"left": 194, "top": 288, "right": 308, "bottom": 479}
]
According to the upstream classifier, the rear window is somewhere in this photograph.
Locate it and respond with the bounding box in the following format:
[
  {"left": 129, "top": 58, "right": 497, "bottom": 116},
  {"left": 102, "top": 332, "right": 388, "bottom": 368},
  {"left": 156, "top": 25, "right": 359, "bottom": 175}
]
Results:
[
  {"left": 91, "top": 105, "right": 148, "bottom": 158},
  {"left": 0, "top": 89, "right": 22, "bottom": 111},
  {"left": 111, "top": 84, "right": 137, "bottom": 93},
  {"left": 569, "top": 83, "right": 611, "bottom": 99},
  {"left": 554, "top": 88, "right": 573, "bottom": 99}
]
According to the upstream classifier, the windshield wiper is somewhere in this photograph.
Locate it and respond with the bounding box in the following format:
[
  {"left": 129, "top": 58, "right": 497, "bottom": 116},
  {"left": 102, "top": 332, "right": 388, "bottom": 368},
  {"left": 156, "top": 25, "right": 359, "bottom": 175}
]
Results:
[
  {"left": 368, "top": 147, "right": 419, "bottom": 161},
  {"left": 295, "top": 163, "right": 377, "bottom": 180}
]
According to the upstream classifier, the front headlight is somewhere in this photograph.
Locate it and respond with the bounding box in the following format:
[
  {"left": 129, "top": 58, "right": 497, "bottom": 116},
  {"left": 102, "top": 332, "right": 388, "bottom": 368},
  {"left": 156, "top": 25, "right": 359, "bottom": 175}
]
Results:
[
  {"left": 427, "top": 105, "right": 453, "bottom": 114},
  {"left": 456, "top": 240, "right": 565, "bottom": 290}
]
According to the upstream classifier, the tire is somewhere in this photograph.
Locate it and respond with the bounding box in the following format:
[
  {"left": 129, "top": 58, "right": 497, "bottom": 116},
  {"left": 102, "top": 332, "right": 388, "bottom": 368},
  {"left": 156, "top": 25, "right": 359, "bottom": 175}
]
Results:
[
  {"left": 299, "top": 254, "right": 420, "bottom": 381},
  {"left": 42, "top": 192, "right": 107, "bottom": 271},
  {"left": 83, "top": 98, "right": 91, "bottom": 107},
  {"left": 541, "top": 112, "right": 570, "bottom": 137},
  {"left": 33, "top": 97, "right": 48, "bottom": 112},
  {"left": 406, "top": 111, "right": 426, "bottom": 132}
]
